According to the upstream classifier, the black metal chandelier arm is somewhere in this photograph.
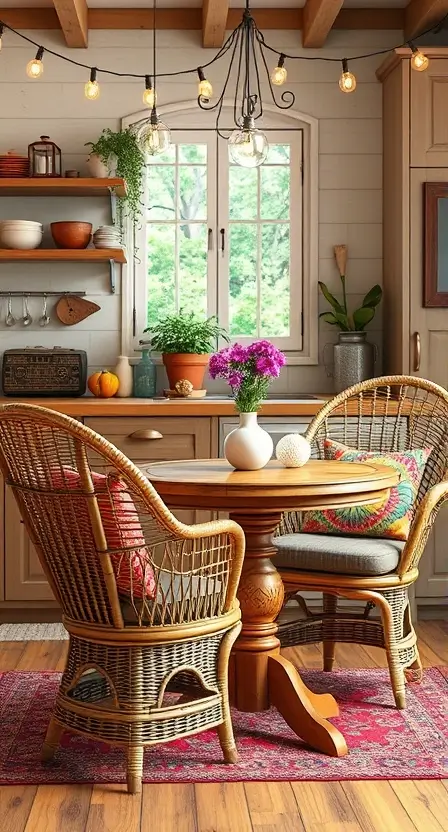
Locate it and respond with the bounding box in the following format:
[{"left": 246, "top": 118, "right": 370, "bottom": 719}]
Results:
[
  {"left": 249, "top": 21, "right": 264, "bottom": 121},
  {"left": 257, "top": 36, "right": 296, "bottom": 111},
  {"left": 197, "top": 26, "right": 242, "bottom": 116}
]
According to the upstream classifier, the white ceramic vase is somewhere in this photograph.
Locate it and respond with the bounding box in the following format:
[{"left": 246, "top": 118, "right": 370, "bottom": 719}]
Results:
[
  {"left": 86, "top": 153, "right": 109, "bottom": 178},
  {"left": 114, "top": 355, "right": 133, "bottom": 398},
  {"left": 224, "top": 412, "right": 273, "bottom": 471}
]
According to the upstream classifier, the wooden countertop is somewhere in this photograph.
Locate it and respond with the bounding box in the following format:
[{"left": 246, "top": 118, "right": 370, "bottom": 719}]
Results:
[{"left": 0, "top": 396, "right": 329, "bottom": 417}]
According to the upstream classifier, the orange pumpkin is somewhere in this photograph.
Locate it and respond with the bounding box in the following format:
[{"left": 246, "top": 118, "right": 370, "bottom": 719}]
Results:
[{"left": 88, "top": 369, "right": 120, "bottom": 398}]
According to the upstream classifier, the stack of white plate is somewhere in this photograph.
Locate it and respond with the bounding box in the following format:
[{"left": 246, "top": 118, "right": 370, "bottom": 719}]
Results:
[
  {"left": 0, "top": 220, "right": 43, "bottom": 250},
  {"left": 93, "top": 225, "right": 123, "bottom": 250}
]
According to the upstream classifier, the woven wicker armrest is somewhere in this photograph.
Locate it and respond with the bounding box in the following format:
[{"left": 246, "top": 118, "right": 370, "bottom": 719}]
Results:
[{"left": 399, "top": 480, "right": 448, "bottom": 575}]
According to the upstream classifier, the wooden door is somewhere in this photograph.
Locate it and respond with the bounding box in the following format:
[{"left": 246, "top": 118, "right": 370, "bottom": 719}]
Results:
[
  {"left": 410, "top": 167, "right": 448, "bottom": 600},
  {"left": 411, "top": 60, "right": 448, "bottom": 167},
  {"left": 4, "top": 485, "right": 54, "bottom": 601}
]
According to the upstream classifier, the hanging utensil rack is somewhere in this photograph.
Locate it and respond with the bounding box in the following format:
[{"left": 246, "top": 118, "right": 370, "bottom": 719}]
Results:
[{"left": 0, "top": 291, "right": 86, "bottom": 297}]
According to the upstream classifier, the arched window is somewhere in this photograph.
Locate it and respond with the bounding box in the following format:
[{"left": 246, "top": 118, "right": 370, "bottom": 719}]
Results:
[{"left": 122, "top": 102, "right": 318, "bottom": 363}]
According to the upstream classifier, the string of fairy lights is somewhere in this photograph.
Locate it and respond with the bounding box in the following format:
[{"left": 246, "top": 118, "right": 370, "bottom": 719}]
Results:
[{"left": 0, "top": 3, "right": 445, "bottom": 167}]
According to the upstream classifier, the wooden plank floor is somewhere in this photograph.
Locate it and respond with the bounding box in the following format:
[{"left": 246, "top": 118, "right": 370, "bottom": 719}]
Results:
[{"left": 0, "top": 620, "right": 447, "bottom": 832}]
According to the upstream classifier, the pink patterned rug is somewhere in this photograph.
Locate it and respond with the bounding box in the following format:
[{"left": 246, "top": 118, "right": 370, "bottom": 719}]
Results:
[{"left": 0, "top": 668, "right": 446, "bottom": 784}]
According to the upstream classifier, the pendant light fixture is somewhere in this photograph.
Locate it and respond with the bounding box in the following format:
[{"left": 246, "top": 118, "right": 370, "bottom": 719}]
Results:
[
  {"left": 198, "top": 1, "right": 294, "bottom": 168},
  {"left": 135, "top": 0, "right": 170, "bottom": 158}
]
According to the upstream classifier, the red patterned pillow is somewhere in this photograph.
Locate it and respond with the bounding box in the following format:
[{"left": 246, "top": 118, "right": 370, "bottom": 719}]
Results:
[{"left": 51, "top": 468, "right": 156, "bottom": 599}]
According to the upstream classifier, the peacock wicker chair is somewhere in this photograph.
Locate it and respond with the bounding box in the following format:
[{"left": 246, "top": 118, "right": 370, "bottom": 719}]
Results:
[
  {"left": 0, "top": 403, "right": 245, "bottom": 793},
  {"left": 275, "top": 376, "right": 448, "bottom": 709}
]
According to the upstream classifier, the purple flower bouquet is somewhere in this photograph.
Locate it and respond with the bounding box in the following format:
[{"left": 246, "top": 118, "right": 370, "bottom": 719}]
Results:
[{"left": 209, "top": 340, "right": 286, "bottom": 413}]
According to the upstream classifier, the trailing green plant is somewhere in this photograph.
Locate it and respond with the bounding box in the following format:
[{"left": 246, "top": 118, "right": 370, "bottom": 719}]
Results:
[
  {"left": 319, "top": 244, "right": 382, "bottom": 331},
  {"left": 145, "top": 310, "right": 229, "bottom": 354},
  {"left": 85, "top": 128, "right": 145, "bottom": 226}
]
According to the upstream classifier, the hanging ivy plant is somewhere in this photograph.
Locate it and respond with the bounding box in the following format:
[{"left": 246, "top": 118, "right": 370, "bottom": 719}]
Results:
[{"left": 85, "top": 128, "right": 145, "bottom": 227}]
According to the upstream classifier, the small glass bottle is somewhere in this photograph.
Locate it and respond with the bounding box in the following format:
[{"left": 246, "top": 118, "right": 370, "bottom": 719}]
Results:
[{"left": 133, "top": 348, "right": 157, "bottom": 398}]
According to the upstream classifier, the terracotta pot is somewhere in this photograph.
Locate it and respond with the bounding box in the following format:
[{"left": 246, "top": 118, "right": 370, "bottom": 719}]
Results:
[
  {"left": 163, "top": 353, "right": 209, "bottom": 390},
  {"left": 51, "top": 221, "right": 92, "bottom": 249}
]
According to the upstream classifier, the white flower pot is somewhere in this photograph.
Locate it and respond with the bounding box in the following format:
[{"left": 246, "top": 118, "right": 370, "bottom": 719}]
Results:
[
  {"left": 86, "top": 153, "right": 109, "bottom": 178},
  {"left": 224, "top": 412, "right": 273, "bottom": 471}
]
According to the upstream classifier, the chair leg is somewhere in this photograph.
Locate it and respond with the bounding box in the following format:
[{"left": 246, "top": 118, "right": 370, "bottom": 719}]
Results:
[
  {"left": 377, "top": 595, "right": 407, "bottom": 709},
  {"left": 323, "top": 593, "right": 337, "bottom": 672},
  {"left": 127, "top": 746, "right": 144, "bottom": 794},
  {"left": 41, "top": 717, "right": 63, "bottom": 762},
  {"left": 217, "top": 711, "right": 238, "bottom": 764}
]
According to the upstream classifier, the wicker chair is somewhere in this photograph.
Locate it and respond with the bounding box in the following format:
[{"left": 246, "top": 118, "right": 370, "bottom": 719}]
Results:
[
  {"left": 275, "top": 376, "right": 448, "bottom": 709},
  {"left": 0, "top": 403, "right": 245, "bottom": 793}
]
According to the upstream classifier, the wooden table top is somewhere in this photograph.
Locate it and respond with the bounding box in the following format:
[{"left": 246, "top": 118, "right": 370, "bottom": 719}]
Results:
[{"left": 143, "top": 459, "right": 399, "bottom": 513}]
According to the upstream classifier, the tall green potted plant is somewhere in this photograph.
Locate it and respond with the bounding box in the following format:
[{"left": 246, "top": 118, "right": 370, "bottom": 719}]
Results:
[
  {"left": 145, "top": 310, "right": 229, "bottom": 390},
  {"left": 319, "top": 245, "right": 382, "bottom": 392}
]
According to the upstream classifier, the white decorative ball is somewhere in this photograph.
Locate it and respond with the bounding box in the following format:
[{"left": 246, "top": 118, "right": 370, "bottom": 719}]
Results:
[{"left": 276, "top": 433, "right": 311, "bottom": 468}]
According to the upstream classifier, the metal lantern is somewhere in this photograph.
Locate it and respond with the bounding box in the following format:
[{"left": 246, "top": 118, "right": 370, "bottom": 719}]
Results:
[{"left": 28, "top": 135, "right": 62, "bottom": 178}]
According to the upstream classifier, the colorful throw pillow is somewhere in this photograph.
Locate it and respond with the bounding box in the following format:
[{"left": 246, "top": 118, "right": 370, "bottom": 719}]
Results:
[
  {"left": 300, "top": 440, "right": 431, "bottom": 541},
  {"left": 51, "top": 468, "right": 156, "bottom": 599}
]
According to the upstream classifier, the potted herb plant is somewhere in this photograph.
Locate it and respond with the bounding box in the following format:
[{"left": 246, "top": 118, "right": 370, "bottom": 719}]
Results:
[
  {"left": 319, "top": 245, "right": 382, "bottom": 392},
  {"left": 85, "top": 128, "right": 145, "bottom": 226},
  {"left": 145, "top": 310, "right": 229, "bottom": 391}
]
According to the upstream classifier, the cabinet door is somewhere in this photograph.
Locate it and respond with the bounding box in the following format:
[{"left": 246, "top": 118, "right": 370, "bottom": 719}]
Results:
[
  {"left": 4, "top": 485, "right": 54, "bottom": 601},
  {"left": 85, "top": 416, "right": 212, "bottom": 526},
  {"left": 411, "top": 61, "right": 448, "bottom": 167},
  {"left": 410, "top": 167, "right": 448, "bottom": 600}
]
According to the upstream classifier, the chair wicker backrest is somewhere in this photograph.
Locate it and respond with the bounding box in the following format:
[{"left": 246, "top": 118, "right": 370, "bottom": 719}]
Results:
[
  {"left": 306, "top": 376, "right": 448, "bottom": 506},
  {"left": 0, "top": 403, "right": 242, "bottom": 629}
]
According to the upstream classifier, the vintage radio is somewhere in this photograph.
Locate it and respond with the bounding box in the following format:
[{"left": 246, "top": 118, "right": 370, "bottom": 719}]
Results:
[{"left": 2, "top": 347, "right": 87, "bottom": 397}]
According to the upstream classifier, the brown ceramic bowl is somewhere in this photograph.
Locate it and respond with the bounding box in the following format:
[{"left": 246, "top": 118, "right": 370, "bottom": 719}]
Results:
[{"left": 51, "top": 221, "right": 92, "bottom": 249}]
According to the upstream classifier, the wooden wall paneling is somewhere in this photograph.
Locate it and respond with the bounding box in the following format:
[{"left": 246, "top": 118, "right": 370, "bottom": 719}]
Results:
[
  {"left": 302, "top": 0, "right": 344, "bottom": 48},
  {"left": 202, "top": 0, "right": 229, "bottom": 48},
  {"left": 52, "top": 0, "right": 88, "bottom": 48},
  {"left": 405, "top": 0, "right": 448, "bottom": 41},
  {"left": 410, "top": 58, "right": 448, "bottom": 166}
]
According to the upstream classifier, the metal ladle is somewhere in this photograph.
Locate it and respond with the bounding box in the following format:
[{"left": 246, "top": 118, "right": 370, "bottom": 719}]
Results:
[
  {"left": 21, "top": 294, "right": 32, "bottom": 327},
  {"left": 5, "top": 294, "right": 15, "bottom": 327},
  {"left": 39, "top": 294, "right": 50, "bottom": 327}
]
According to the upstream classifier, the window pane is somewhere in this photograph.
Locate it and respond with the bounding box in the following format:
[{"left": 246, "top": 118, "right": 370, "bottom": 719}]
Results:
[
  {"left": 260, "top": 224, "right": 290, "bottom": 337},
  {"left": 179, "top": 144, "right": 207, "bottom": 164},
  {"left": 267, "top": 144, "right": 290, "bottom": 164},
  {"left": 147, "top": 166, "right": 175, "bottom": 220},
  {"left": 147, "top": 144, "right": 176, "bottom": 164},
  {"left": 179, "top": 166, "right": 207, "bottom": 221},
  {"left": 261, "top": 166, "right": 290, "bottom": 220},
  {"left": 229, "top": 167, "right": 257, "bottom": 220},
  {"left": 178, "top": 223, "right": 208, "bottom": 316},
  {"left": 229, "top": 224, "right": 257, "bottom": 337},
  {"left": 147, "top": 224, "right": 176, "bottom": 329}
]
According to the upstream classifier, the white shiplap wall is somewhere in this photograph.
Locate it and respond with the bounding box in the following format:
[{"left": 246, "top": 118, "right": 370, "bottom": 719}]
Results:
[{"left": 0, "top": 27, "right": 396, "bottom": 391}]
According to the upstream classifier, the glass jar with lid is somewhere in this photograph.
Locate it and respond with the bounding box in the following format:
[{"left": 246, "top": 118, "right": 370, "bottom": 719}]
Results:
[{"left": 28, "top": 135, "right": 62, "bottom": 177}]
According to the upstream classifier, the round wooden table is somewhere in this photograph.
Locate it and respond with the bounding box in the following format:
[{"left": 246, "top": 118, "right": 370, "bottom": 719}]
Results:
[{"left": 143, "top": 458, "right": 398, "bottom": 758}]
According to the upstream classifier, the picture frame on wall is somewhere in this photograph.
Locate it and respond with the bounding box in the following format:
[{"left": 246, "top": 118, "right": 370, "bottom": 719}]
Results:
[{"left": 424, "top": 182, "right": 448, "bottom": 307}]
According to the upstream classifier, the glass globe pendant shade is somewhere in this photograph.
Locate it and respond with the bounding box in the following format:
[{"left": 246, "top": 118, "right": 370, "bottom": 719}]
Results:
[
  {"left": 137, "top": 111, "right": 171, "bottom": 158},
  {"left": 228, "top": 118, "right": 269, "bottom": 168}
]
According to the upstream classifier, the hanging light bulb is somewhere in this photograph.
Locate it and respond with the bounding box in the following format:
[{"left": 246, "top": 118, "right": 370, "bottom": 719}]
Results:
[
  {"left": 138, "top": 109, "right": 171, "bottom": 157},
  {"left": 197, "top": 67, "right": 213, "bottom": 102},
  {"left": 271, "top": 54, "right": 287, "bottom": 86},
  {"left": 229, "top": 117, "right": 269, "bottom": 168},
  {"left": 26, "top": 46, "right": 44, "bottom": 79},
  {"left": 0, "top": 24, "right": 4, "bottom": 52},
  {"left": 409, "top": 42, "right": 429, "bottom": 72},
  {"left": 143, "top": 75, "right": 157, "bottom": 108},
  {"left": 339, "top": 58, "right": 356, "bottom": 93},
  {"left": 85, "top": 67, "right": 100, "bottom": 100}
]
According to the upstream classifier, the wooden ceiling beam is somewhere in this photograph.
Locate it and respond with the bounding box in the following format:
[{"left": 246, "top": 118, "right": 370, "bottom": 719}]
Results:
[
  {"left": 52, "top": 0, "right": 88, "bottom": 47},
  {"left": 303, "top": 0, "right": 344, "bottom": 48},
  {"left": 202, "top": 0, "right": 229, "bottom": 48},
  {"left": 405, "top": 0, "right": 448, "bottom": 40}
]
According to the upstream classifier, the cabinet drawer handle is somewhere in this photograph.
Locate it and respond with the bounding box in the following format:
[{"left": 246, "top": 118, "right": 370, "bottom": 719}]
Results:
[
  {"left": 128, "top": 429, "right": 163, "bottom": 440},
  {"left": 413, "top": 332, "right": 421, "bottom": 372}
]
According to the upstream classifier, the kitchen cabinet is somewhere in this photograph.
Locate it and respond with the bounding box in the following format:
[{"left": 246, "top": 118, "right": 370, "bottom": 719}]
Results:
[
  {"left": 378, "top": 48, "right": 448, "bottom": 606},
  {"left": 4, "top": 485, "right": 54, "bottom": 602}
]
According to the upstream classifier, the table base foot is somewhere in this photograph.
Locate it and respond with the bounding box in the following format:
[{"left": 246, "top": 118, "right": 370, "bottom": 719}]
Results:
[{"left": 268, "top": 654, "right": 348, "bottom": 758}]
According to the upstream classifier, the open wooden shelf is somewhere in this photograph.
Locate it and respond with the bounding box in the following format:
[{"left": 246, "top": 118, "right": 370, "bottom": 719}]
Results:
[
  {"left": 0, "top": 248, "right": 126, "bottom": 264},
  {"left": 0, "top": 178, "right": 127, "bottom": 197}
]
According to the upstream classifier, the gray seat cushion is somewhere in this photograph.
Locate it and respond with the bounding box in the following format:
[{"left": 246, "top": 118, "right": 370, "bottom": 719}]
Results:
[{"left": 275, "top": 533, "right": 405, "bottom": 576}]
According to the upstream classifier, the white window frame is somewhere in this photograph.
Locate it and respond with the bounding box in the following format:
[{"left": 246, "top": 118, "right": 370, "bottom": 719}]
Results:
[{"left": 121, "top": 101, "right": 318, "bottom": 364}]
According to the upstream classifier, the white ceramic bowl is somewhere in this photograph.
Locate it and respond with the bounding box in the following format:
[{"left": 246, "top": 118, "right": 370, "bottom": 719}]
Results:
[
  {"left": 0, "top": 220, "right": 42, "bottom": 227},
  {"left": 0, "top": 225, "right": 43, "bottom": 249}
]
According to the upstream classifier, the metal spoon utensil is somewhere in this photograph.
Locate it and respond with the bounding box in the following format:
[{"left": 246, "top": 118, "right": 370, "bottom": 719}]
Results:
[
  {"left": 5, "top": 295, "right": 15, "bottom": 327},
  {"left": 21, "top": 295, "right": 32, "bottom": 327},
  {"left": 39, "top": 294, "right": 50, "bottom": 327}
]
